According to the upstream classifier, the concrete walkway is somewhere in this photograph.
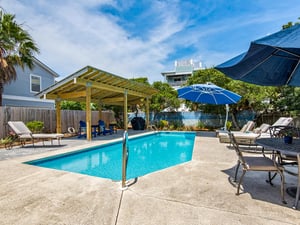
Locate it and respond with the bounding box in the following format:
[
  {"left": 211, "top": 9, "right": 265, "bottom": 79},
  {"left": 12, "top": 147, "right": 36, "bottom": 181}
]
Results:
[{"left": 0, "top": 131, "right": 299, "bottom": 225}]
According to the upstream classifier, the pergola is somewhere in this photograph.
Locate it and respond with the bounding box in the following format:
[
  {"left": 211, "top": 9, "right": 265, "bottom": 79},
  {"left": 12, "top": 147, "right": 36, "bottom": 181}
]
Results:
[{"left": 37, "top": 66, "right": 158, "bottom": 140}]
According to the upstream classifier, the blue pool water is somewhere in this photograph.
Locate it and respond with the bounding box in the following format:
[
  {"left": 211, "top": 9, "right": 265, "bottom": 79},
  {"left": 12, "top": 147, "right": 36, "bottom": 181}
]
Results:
[{"left": 27, "top": 132, "right": 195, "bottom": 181}]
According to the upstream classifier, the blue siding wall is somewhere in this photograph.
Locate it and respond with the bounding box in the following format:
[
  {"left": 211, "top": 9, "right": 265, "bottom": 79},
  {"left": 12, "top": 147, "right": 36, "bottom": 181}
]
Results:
[{"left": 3, "top": 60, "right": 57, "bottom": 108}]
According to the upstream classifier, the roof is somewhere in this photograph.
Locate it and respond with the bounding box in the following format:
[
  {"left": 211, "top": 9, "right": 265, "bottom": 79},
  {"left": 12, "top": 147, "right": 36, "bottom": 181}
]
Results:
[
  {"left": 37, "top": 66, "right": 158, "bottom": 105},
  {"left": 33, "top": 57, "right": 59, "bottom": 78}
]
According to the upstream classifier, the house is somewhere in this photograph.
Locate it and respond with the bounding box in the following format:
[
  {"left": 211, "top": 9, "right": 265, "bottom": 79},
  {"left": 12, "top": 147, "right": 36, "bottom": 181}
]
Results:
[
  {"left": 161, "top": 59, "right": 203, "bottom": 89},
  {"left": 3, "top": 57, "right": 59, "bottom": 109}
]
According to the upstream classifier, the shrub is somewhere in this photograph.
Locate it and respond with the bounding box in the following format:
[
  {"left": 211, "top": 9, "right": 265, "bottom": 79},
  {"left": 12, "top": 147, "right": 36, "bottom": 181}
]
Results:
[
  {"left": 160, "top": 120, "right": 169, "bottom": 130},
  {"left": 169, "top": 120, "right": 184, "bottom": 130},
  {"left": 26, "top": 120, "right": 44, "bottom": 133},
  {"left": 197, "top": 121, "right": 206, "bottom": 129}
]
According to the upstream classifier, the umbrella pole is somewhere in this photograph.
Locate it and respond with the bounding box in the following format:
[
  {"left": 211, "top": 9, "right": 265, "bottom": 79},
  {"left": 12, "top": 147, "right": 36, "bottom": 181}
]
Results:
[{"left": 224, "top": 104, "right": 229, "bottom": 131}]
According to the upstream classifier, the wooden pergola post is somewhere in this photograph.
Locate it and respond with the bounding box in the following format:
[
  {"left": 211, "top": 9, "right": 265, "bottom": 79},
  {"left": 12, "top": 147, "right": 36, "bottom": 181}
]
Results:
[
  {"left": 146, "top": 97, "right": 150, "bottom": 128},
  {"left": 123, "top": 90, "right": 128, "bottom": 131},
  {"left": 86, "top": 85, "right": 92, "bottom": 141},
  {"left": 98, "top": 103, "right": 102, "bottom": 120},
  {"left": 55, "top": 98, "right": 61, "bottom": 133}
]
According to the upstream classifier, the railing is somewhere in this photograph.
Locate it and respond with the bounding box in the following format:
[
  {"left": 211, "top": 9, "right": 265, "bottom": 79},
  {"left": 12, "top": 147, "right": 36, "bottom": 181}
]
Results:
[{"left": 121, "top": 130, "right": 129, "bottom": 190}]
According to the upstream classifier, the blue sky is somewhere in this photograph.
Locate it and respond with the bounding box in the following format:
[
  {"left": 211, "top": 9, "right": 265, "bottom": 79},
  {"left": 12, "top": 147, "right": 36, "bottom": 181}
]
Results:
[{"left": 1, "top": 0, "right": 300, "bottom": 83}]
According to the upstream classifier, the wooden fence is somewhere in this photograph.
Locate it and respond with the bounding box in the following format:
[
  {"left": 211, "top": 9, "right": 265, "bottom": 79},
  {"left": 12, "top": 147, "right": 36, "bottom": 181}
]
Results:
[
  {"left": 1, "top": 106, "right": 299, "bottom": 139},
  {"left": 0, "top": 106, "right": 115, "bottom": 138}
]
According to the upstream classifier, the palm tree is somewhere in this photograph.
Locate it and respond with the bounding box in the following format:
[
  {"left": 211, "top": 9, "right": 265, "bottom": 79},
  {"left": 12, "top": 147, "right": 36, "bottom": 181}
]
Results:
[{"left": 0, "top": 9, "right": 39, "bottom": 106}]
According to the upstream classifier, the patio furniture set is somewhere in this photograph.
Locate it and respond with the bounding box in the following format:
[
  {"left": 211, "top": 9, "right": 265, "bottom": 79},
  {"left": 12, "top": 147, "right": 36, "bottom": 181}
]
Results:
[
  {"left": 227, "top": 118, "right": 300, "bottom": 209},
  {"left": 78, "top": 120, "right": 117, "bottom": 138}
]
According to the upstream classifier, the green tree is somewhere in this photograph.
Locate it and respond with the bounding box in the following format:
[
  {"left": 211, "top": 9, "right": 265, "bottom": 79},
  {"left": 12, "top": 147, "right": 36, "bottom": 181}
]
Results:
[
  {"left": 282, "top": 17, "right": 300, "bottom": 29},
  {"left": 185, "top": 68, "right": 231, "bottom": 112},
  {"left": 0, "top": 9, "right": 39, "bottom": 106},
  {"left": 150, "top": 81, "right": 180, "bottom": 114},
  {"left": 129, "top": 77, "right": 151, "bottom": 113},
  {"left": 185, "top": 68, "right": 279, "bottom": 128},
  {"left": 60, "top": 101, "right": 83, "bottom": 110},
  {"left": 187, "top": 68, "right": 231, "bottom": 87},
  {"left": 130, "top": 77, "right": 150, "bottom": 85}
]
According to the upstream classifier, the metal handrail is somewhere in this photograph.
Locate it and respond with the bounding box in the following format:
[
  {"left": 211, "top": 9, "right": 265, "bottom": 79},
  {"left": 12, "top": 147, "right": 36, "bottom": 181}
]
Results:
[{"left": 121, "top": 130, "right": 129, "bottom": 189}]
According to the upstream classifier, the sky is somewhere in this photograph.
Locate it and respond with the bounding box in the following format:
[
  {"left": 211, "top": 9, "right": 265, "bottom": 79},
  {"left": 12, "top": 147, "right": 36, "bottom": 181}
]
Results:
[{"left": 1, "top": 0, "right": 300, "bottom": 83}]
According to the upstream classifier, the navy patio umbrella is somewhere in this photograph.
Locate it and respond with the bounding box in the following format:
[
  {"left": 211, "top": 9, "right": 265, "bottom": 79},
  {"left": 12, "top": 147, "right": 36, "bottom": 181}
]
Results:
[
  {"left": 216, "top": 24, "right": 300, "bottom": 86},
  {"left": 177, "top": 83, "right": 241, "bottom": 130}
]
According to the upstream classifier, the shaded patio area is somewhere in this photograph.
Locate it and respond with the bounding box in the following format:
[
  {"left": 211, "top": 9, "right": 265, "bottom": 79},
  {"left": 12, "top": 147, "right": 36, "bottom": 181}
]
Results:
[{"left": 0, "top": 131, "right": 299, "bottom": 224}]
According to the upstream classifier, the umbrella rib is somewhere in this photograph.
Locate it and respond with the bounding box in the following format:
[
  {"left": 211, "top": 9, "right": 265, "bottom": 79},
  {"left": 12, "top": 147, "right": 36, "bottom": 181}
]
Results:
[
  {"left": 238, "top": 51, "right": 275, "bottom": 79},
  {"left": 219, "top": 92, "right": 238, "bottom": 104},
  {"left": 286, "top": 60, "right": 300, "bottom": 84},
  {"left": 239, "top": 48, "right": 300, "bottom": 80},
  {"left": 275, "top": 47, "right": 300, "bottom": 58}
]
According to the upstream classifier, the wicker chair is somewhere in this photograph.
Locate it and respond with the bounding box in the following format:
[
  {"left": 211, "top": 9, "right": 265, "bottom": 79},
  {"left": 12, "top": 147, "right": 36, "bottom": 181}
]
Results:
[{"left": 292, "top": 154, "right": 300, "bottom": 209}]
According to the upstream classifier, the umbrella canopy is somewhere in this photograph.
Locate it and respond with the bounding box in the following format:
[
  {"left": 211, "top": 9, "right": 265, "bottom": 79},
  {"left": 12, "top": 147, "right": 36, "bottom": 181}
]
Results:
[
  {"left": 216, "top": 24, "right": 300, "bottom": 86},
  {"left": 177, "top": 83, "right": 241, "bottom": 105},
  {"left": 177, "top": 83, "right": 241, "bottom": 130}
]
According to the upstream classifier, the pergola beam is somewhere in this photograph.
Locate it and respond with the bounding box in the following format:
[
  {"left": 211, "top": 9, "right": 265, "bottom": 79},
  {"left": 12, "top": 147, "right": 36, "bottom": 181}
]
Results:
[
  {"left": 74, "top": 78, "right": 148, "bottom": 98},
  {"left": 58, "top": 90, "right": 87, "bottom": 99}
]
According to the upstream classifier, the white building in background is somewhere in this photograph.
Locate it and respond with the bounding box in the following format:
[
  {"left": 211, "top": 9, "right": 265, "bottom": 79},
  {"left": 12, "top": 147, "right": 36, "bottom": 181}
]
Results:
[
  {"left": 161, "top": 59, "right": 203, "bottom": 89},
  {"left": 161, "top": 59, "right": 203, "bottom": 112}
]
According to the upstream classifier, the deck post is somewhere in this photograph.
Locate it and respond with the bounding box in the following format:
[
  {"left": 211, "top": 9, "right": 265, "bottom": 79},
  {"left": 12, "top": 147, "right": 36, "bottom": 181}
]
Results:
[
  {"left": 55, "top": 98, "right": 61, "bottom": 133},
  {"left": 86, "top": 85, "right": 92, "bottom": 141}
]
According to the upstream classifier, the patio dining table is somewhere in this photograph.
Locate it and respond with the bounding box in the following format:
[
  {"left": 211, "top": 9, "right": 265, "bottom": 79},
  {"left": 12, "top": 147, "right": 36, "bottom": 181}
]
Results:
[
  {"left": 256, "top": 138, "right": 300, "bottom": 157},
  {"left": 255, "top": 138, "right": 299, "bottom": 200}
]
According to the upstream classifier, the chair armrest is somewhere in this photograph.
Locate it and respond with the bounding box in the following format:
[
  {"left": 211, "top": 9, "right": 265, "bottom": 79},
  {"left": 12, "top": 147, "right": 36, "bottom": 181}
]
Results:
[{"left": 268, "top": 125, "right": 298, "bottom": 138}]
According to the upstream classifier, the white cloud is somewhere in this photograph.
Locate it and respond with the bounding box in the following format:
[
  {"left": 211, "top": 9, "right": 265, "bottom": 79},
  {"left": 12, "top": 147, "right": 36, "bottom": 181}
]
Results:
[
  {"left": 1, "top": 0, "right": 179, "bottom": 83},
  {"left": 2, "top": 0, "right": 300, "bottom": 84}
]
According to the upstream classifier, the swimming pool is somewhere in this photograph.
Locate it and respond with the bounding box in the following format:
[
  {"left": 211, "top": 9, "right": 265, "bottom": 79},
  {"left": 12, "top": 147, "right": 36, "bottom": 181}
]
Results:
[{"left": 27, "top": 132, "right": 195, "bottom": 181}]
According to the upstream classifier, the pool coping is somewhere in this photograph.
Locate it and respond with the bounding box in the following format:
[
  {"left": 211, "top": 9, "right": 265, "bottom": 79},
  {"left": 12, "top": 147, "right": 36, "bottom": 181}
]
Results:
[{"left": 0, "top": 131, "right": 299, "bottom": 224}]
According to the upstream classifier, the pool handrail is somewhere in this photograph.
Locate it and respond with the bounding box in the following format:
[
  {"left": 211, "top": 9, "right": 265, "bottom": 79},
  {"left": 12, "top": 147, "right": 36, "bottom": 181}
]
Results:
[{"left": 122, "top": 130, "right": 129, "bottom": 190}]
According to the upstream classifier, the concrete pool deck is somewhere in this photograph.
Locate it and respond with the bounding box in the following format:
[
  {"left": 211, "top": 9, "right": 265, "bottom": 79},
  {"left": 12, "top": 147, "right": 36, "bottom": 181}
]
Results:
[{"left": 0, "top": 130, "right": 299, "bottom": 225}]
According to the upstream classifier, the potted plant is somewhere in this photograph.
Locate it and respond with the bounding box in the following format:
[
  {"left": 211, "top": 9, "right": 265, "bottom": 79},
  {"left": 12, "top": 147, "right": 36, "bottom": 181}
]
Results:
[
  {"left": 282, "top": 129, "right": 293, "bottom": 144},
  {"left": 226, "top": 121, "right": 232, "bottom": 131}
]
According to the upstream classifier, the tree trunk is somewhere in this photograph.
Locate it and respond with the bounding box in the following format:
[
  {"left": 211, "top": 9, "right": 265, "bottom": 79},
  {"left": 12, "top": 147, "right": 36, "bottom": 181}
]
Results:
[
  {"left": 0, "top": 81, "right": 3, "bottom": 106},
  {"left": 231, "top": 111, "right": 240, "bottom": 130}
]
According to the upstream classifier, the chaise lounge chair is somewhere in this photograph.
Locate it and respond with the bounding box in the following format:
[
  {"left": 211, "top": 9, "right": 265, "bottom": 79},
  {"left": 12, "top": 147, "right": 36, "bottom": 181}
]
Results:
[
  {"left": 8, "top": 121, "right": 64, "bottom": 146},
  {"left": 218, "top": 117, "right": 293, "bottom": 145},
  {"left": 217, "top": 120, "right": 255, "bottom": 137}
]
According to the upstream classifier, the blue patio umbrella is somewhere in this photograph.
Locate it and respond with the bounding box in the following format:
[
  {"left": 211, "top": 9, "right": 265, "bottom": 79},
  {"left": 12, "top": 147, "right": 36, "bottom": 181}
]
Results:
[
  {"left": 177, "top": 83, "right": 241, "bottom": 130},
  {"left": 216, "top": 24, "right": 300, "bottom": 86}
]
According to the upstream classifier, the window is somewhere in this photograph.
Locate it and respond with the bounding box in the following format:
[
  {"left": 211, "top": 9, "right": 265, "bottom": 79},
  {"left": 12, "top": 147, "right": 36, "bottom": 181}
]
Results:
[{"left": 31, "top": 75, "right": 41, "bottom": 92}]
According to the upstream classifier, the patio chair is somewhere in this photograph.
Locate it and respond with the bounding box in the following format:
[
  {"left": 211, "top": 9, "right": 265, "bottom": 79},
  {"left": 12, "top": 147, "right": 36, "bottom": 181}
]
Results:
[
  {"left": 98, "top": 120, "right": 113, "bottom": 135},
  {"left": 78, "top": 120, "right": 98, "bottom": 138},
  {"left": 7, "top": 121, "right": 64, "bottom": 146},
  {"left": 228, "top": 132, "right": 286, "bottom": 204},
  {"left": 78, "top": 120, "right": 87, "bottom": 138},
  {"left": 269, "top": 126, "right": 299, "bottom": 183},
  {"left": 293, "top": 153, "right": 300, "bottom": 209}
]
